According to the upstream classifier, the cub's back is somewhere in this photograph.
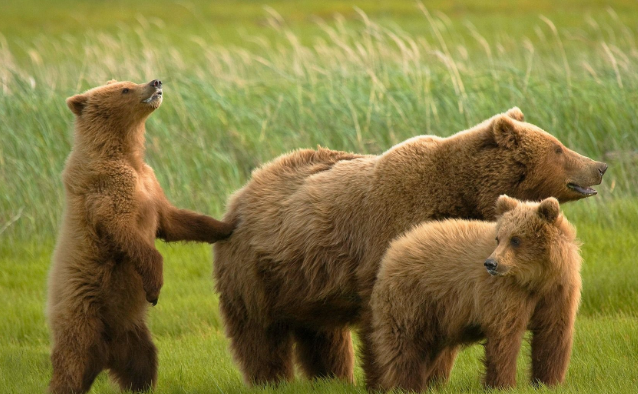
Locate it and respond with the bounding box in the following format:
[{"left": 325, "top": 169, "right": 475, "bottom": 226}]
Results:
[{"left": 377, "top": 220, "right": 497, "bottom": 292}]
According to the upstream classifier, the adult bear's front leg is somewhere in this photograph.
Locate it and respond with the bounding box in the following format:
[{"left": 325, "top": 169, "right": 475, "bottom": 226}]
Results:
[{"left": 424, "top": 346, "right": 459, "bottom": 387}]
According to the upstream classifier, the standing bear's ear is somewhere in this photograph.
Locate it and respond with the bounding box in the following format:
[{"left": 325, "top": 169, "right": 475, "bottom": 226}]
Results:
[
  {"left": 66, "top": 94, "right": 88, "bottom": 116},
  {"left": 505, "top": 107, "right": 525, "bottom": 122},
  {"left": 492, "top": 114, "right": 522, "bottom": 149},
  {"left": 538, "top": 197, "right": 560, "bottom": 223},
  {"left": 106, "top": 79, "right": 118, "bottom": 85},
  {"left": 496, "top": 194, "right": 519, "bottom": 215}
]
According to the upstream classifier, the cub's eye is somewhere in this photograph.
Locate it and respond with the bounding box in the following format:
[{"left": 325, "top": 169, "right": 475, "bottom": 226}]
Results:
[
  {"left": 510, "top": 236, "right": 521, "bottom": 247},
  {"left": 555, "top": 145, "right": 563, "bottom": 154},
  {"left": 122, "top": 88, "right": 130, "bottom": 94},
  {"left": 495, "top": 237, "right": 500, "bottom": 245}
]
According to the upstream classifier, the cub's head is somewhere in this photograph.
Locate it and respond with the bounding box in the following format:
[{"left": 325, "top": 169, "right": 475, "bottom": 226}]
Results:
[
  {"left": 484, "top": 195, "right": 580, "bottom": 288},
  {"left": 66, "top": 79, "right": 163, "bottom": 125},
  {"left": 491, "top": 108, "right": 607, "bottom": 203}
]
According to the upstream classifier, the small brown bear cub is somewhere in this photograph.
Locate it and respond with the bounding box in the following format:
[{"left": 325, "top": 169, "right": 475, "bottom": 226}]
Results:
[
  {"left": 370, "top": 196, "right": 581, "bottom": 392},
  {"left": 47, "top": 79, "right": 234, "bottom": 394}
]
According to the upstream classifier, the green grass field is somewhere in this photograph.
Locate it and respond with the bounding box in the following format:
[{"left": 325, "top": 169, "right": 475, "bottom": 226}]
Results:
[{"left": 1, "top": 1, "right": 637, "bottom": 393}]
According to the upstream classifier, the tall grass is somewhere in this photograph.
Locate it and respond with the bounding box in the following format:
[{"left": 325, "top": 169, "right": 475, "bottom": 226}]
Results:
[{"left": 1, "top": 8, "right": 637, "bottom": 243}]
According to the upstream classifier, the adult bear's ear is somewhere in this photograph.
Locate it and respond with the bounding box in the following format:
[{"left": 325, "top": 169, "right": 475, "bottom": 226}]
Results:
[
  {"left": 496, "top": 194, "right": 519, "bottom": 215},
  {"left": 492, "top": 114, "right": 522, "bottom": 149},
  {"left": 66, "top": 94, "right": 88, "bottom": 116},
  {"left": 505, "top": 107, "right": 524, "bottom": 122},
  {"left": 538, "top": 197, "right": 560, "bottom": 223},
  {"left": 106, "top": 79, "right": 118, "bottom": 85}
]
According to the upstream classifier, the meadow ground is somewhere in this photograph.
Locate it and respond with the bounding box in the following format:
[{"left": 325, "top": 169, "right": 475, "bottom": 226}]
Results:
[{"left": 1, "top": 0, "right": 637, "bottom": 393}]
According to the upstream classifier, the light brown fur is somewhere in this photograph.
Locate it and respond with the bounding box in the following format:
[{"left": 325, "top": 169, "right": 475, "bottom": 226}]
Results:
[
  {"left": 370, "top": 196, "right": 582, "bottom": 391},
  {"left": 47, "top": 79, "right": 234, "bottom": 394},
  {"left": 213, "top": 108, "right": 604, "bottom": 385}
]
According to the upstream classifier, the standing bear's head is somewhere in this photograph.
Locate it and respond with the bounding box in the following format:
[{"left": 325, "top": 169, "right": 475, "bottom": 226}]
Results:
[
  {"left": 66, "top": 79, "right": 163, "bottom": 128},
  {"left": 492, "top": 109, "right": 607, "bottom": 203},
  {"left": 484, "top": 195, "right": 581, "bottom": 289}
]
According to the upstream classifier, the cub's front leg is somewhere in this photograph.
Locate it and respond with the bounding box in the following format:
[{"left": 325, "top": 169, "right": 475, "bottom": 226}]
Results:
[
  {"left": 529, "top": 286, "right": 580, "bottom": 387},
  {"left": 483, "top": 322, "right": 527, "bottom": 389},
  {"left": 87, "top": 193, "right": 164, "bottom": 305},
  {"left": 156, "top": 195, "right": 235, "bottom": 244}
]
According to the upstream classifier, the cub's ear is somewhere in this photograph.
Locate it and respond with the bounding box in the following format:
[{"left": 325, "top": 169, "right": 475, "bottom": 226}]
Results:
[
  {"left": 106, "top": 79, "right": 118, "bottom": 85},
  {"left": 66, "top": 94, "right": 88, "bottom": 116},
  {"left": 496, "top": 194, "right": 519, "bottom": 216},
  {"left": 538, "top": 197, "right": 560, "bottom": 223},
  {"left": 505, "top": 107, "right": 524, "bottom": 122},
  {"left": 492, "top": 114, "right": 522, "bottom": 149}
]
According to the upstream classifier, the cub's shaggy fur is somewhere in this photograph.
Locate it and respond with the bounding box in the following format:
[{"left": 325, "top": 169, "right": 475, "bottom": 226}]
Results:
[
  {"left": 47, "top": 79, "right": 234, "bottom": 394},
  {"left": 213, "top": 108, "right": 606, "bottom": 386},
  {"left": 370, "top": 196, "right": 582, "bottom": 391}
]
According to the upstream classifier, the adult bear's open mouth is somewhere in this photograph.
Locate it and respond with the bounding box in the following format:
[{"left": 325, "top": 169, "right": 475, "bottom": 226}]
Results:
[{"left": 567, "top": 183, "right": 597, "bottom": 196}]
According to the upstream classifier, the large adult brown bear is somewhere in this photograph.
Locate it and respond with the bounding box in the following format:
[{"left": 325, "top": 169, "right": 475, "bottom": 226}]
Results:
[
  {"left": 48, "top": 79, "right": 234, "bottom": 394},
  {"left": 213, "top": 108, "right": 606, "bottom": 387}
]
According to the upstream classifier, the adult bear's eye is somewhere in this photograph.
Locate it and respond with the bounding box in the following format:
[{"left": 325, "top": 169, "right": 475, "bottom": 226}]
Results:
[
  {"left": 122, "top": 88, "right": 130, "bottom": 94},
  {"left": 555, "top": 145, "right": 563, "bottom": 154},
  {"left": 510, "top": 236, "right": 521, "bottom": 247},
  {"left": 495, "top": 237, "right": 500, "bottom": 245}
]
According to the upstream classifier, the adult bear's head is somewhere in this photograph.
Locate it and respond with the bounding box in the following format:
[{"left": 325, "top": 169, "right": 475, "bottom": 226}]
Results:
[{"left": 491, "top": 109, "right": 607, "bottom": 203}]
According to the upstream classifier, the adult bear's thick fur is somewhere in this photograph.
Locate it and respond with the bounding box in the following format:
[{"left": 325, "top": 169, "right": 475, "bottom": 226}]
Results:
[{"left": 213, "top": 108, "right": 606, "bottom": 386}]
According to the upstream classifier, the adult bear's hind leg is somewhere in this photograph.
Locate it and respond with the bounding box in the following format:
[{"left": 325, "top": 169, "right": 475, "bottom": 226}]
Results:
[
  {"left": 293, "top": 326, "right": 354, "bottom": 382},
  {"left": 219, "top": 297, "right": 294, "bottom": 385}
]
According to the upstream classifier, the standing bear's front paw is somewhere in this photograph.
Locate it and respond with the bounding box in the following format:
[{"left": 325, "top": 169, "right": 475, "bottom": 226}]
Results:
[{"left": 142, "top": 250, "right": 164, "bottom": 306}]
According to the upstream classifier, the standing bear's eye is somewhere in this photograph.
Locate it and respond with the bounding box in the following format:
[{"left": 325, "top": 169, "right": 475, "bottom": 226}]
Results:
[
  {"left": 122, "top": 88, "right": 130, "bottom": 94},
  {"left": 554, "top": 145, "right": 563, "bottom": 154},
  {"left": 510, "top": 236, "right": 521, "bottom": 247}
]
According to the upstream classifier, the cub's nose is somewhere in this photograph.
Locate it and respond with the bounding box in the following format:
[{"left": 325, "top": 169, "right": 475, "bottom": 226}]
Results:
[
  {"left": 598, "top": 163, "right": 608, "bottom": 176},
  {"left": 484, "top": 259, "right": 498, "bottom": 271},
  {"left": 150, "top": 79, "right": 162, "bottom": 88}
]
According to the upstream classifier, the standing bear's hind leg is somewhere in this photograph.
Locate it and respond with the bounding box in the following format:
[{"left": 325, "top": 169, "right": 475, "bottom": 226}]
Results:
[
  {"left": 48, "top": 317, "right": 106, "bottom": 394},
  {"left": 293, "top": 326, "right": 354, "bottom": 382},
  {"left": 108, "top": 325, "right": 158, "bottom": 392}
]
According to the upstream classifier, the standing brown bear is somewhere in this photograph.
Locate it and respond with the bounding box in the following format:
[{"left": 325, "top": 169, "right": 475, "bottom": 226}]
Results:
[
  {"left": 213, "top": 108, "right": 606, "bottom": 386},
  {"left": 47, "top": 79, "right": 234, "bottom": 394},
  {"left": 370, "top": 195, "right": 582, "bottom": 391}
]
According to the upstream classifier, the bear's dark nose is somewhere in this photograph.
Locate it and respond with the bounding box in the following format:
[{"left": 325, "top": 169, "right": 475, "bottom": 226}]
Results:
[
  {"left": 150, "top": 79, "right": 162, "bottom": 88},
  {"left": 484, "top": 259, "right": 498, "bottom": 271},
  {"left": 598, "top": 163, "right": 608, "bottom": 176}
]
